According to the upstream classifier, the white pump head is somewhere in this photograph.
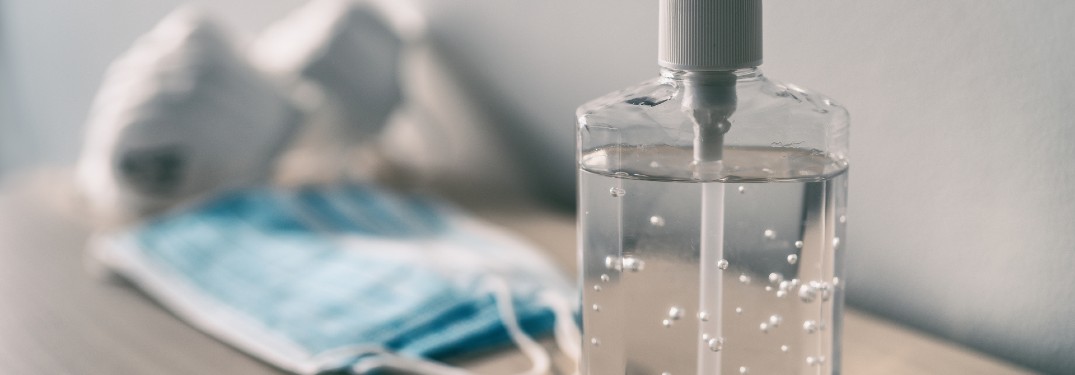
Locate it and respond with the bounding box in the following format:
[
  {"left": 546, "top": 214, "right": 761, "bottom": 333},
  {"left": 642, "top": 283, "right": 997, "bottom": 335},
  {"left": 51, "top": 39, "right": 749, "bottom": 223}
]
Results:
[{"left": 658, "top": 0, "right": 763, "bottom": 71}]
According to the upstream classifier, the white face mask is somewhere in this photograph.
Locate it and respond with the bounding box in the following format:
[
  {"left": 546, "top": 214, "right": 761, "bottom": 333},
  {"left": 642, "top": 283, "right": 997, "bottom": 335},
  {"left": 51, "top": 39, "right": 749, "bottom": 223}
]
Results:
[
  {"left": 77, "top": 6, "right": 301, "bottom": 223},
  {"left": 93, "top": 184, "right": 580, "bottom": 375},
  {"left": 252, "top": 0, "right": 422, "bottom": 139}
]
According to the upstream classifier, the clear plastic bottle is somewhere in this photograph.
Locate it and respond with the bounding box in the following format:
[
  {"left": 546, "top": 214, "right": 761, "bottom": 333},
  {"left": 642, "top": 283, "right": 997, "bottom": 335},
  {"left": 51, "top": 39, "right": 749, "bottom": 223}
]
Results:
[{"left": 576, "top": 1, "right": 849, "bottom": 374}]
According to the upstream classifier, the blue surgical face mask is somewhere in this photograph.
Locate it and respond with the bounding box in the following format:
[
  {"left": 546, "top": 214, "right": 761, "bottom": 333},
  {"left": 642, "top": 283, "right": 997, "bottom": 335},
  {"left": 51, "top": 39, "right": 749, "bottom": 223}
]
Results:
[{"left": 92, "top": 184, "right": 580, "bottom": 374}]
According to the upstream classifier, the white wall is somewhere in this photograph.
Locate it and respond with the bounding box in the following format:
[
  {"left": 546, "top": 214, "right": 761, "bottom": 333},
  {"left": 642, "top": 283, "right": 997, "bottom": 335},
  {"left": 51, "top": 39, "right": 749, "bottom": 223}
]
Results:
[
  {"left": 0, "top": 6, "right": 18, "bottom": 175},
  {"left": 766, "top": 3, "right": 1075, "bottom": 373},
  {"left": 1, "top": 0, "right": 1073, "bottom": 372}
]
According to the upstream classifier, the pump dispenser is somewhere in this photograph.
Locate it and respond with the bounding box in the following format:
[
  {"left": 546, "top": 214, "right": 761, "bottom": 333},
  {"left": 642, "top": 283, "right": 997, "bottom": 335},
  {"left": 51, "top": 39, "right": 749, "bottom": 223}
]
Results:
[
  {"left": 577, "top": 1, "right": 850, "bottom": 374},
  {"left": 663, "top": 0, "right": 760, "bottom": 166}
]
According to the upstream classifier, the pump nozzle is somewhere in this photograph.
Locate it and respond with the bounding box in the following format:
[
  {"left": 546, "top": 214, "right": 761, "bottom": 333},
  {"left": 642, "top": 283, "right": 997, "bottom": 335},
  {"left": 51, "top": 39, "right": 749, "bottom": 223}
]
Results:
[{"left": 683, "top": 74, "right": 737, "bottom": 174}]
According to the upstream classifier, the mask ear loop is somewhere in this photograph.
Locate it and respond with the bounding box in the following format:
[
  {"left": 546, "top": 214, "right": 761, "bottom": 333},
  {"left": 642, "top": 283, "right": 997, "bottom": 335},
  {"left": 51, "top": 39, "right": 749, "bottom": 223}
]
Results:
[
  {"left": 350, "top": 352, "right": 476, "bottom": 375},
  {"left": 540, "top": 292, "right": 581, "bottom": 375},
  {"left": 485, "top": 277, "right": 553, "bottom": 375},
  {"left": 348, "top": 277, "right": 555, "bottom": 375},
  {"left": 307, "top": 345, "right": 390, "bottom": 374}
]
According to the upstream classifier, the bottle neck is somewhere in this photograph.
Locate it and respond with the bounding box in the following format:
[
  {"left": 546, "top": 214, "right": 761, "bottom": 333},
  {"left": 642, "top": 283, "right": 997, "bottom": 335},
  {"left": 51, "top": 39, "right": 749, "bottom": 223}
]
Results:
[{"left": 660, "top": 67, "right": 762, "bottom": 85}]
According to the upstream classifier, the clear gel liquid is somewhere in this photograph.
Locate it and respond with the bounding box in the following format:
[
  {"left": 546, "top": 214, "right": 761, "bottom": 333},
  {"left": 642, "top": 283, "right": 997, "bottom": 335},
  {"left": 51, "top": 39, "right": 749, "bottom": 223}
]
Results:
[{"left": 579, "top": 145, "right": 847, "bottom": 375}]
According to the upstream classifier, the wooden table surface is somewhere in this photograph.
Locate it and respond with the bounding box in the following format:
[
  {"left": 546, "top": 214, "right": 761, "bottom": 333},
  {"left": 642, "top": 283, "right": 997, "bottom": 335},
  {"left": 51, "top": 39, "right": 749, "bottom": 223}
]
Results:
[{"left": 0, "top": 172, "right": 1036, "bottom": 374}]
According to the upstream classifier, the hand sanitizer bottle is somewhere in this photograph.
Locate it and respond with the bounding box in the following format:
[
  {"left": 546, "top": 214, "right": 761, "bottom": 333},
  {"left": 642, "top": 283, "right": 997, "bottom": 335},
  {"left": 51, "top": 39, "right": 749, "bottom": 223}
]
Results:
[{"left": 576, "top": 1, "right": 849, "bottom": 374}]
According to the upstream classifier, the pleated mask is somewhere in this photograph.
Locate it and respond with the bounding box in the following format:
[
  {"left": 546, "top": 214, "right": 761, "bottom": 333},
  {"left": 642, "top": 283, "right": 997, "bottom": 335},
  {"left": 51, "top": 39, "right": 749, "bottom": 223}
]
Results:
[{"left": 92, "top": 184, "right": 579, "bottom": 374}]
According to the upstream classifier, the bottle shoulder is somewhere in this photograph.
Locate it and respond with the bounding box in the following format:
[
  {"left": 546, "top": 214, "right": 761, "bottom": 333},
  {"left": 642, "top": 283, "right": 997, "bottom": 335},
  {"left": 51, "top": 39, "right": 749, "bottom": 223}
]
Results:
[
  {"left": 755, "top": 78, "right": 850, "bottom": 126},
  {"left": 576, "top": 72, "right": 850, "bottom": 179},
  {"left": 576, "top": 74, "right": 848, "bottom": 128},
  {"left": 575, "top": 77, "right": 672, "bottom": 119}
]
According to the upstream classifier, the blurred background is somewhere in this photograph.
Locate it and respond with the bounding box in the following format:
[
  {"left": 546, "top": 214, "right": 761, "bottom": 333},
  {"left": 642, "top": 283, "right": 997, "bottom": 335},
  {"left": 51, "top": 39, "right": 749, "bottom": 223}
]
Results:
[{"left": 1, "top": 0, "right": 1073, "bottom": 373}]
